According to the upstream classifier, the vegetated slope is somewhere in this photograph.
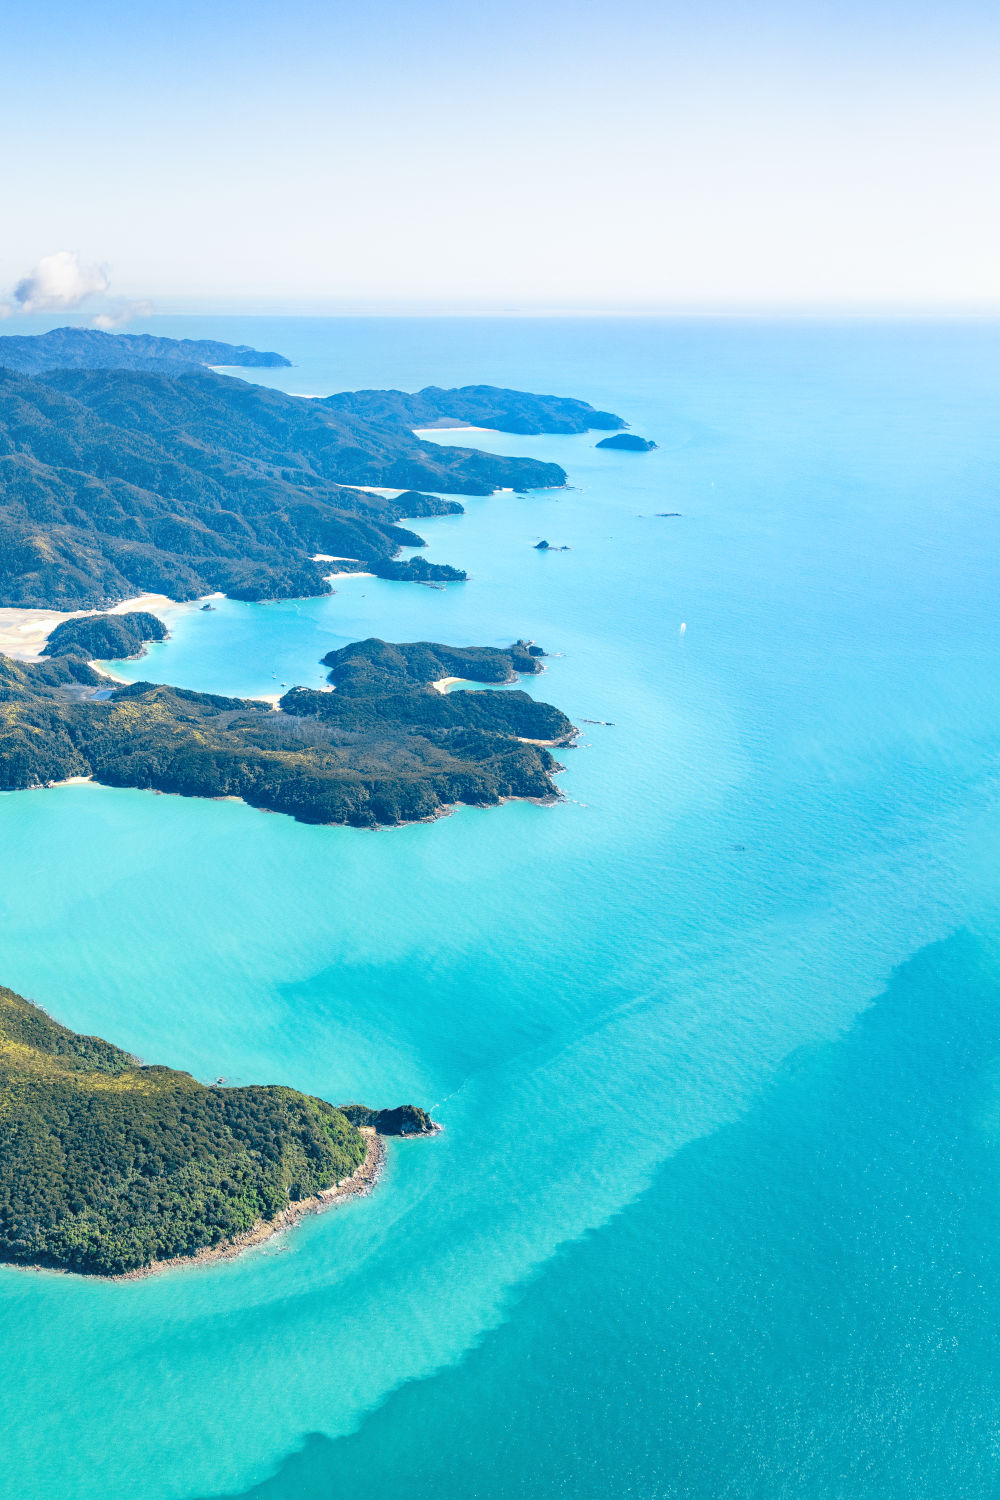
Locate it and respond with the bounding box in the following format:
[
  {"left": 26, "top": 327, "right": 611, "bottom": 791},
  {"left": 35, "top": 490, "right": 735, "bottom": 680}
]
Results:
[
  {"left": 0, "top": 369, "right": 454, "bottom": 607},
  {"left": 0, "top": 326, "right": 291, "bottom": 374},
  {"left": 0, "top": 640, "right": 574, "bottom": 826},
  {"left": 283, "top": 635, "right": 568, "bottom": 749},
  {"left": 40, "top": 367, "right": 571, "bottom": 496},
  {"left": 595, "top": 433, "right": 657, "bottom": 451},
  {"left": 0, "top": 360, "right": 602, "bottom": 608},
  {"left": 44, "top": 611, "right": 167, "bottom": 660},
  {"left": 323, "top": 384, "right": 625, "bottom": 435},
  {"left": 320, "top": 636, "right": 546, "bottom": 690},
  {"left": 0, "top": 982, "right": 367, "bottom": 1275}
]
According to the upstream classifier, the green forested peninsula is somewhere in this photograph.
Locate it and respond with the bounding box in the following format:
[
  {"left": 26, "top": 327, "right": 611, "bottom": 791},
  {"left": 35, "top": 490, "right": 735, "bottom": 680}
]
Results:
[
  {"left": 44, "top": 610, "right": 167, "bottom": 660},
  {"left": 320, "top": 636, "right": 545, "bottom": 690},
  {"left": 322, "top": 384, "right": 625, "bottom": 435},
  {"left": 0, "top": 984, "right": 438, "bottom": 1276},
  {"left": 283, "top": 638, "right": 568, "bottom": 751},
  {"left": 0, "top": 331, "right": 621, "bottom": 610},
  {"left": 365, "top": 557, "right": 468, "bottom": 584},
  {"left": 0, "top": 983, "right": 369, "bottom": 1276},
  {"left": 0, "top": 638, "right": 573, "bottom": 826}
]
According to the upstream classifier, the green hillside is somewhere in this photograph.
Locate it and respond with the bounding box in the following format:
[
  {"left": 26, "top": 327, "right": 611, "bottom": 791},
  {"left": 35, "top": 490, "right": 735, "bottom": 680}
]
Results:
[{"left": 0, "top": 984, "right": 367, "bottom": 1276}]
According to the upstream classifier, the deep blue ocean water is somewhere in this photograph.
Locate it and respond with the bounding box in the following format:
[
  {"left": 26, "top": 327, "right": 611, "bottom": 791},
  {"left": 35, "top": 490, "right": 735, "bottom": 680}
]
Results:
[{"left": 2, "top": 317, "right": 1000, "bottom": 1497}]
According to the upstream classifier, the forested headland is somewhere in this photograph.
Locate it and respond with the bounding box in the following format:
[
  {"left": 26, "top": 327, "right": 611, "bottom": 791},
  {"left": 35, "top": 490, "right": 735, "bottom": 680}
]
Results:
[
  {"left": 44, "top": 611, "right": 167, "bottom": 660},
  {"left": 0, "top": 638, "right": 574, "bottom": 827},
  {"left": 0, "top": 982, "right": 435, "bottom": 1276}
]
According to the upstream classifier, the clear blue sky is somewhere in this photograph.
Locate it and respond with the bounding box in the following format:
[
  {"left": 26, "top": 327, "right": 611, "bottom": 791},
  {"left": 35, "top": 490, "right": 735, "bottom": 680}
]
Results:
[{"left": 3, "top": 0, "right": 998, "bottom": 311}]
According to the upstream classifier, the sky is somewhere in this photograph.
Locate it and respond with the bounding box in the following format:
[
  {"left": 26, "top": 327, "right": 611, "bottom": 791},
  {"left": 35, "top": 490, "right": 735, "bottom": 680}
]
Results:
[{"left": 2, "top": 0, "right": 998, "bottom": 313}]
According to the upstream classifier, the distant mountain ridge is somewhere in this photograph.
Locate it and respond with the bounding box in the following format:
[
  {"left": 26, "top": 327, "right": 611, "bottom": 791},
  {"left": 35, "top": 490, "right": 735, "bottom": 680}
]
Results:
[
  {"left": 0, "top": 325, "right": 291, "bottom": 374},
  {"left": 0, "top": 330, "right": 624, "bottom": 609}
]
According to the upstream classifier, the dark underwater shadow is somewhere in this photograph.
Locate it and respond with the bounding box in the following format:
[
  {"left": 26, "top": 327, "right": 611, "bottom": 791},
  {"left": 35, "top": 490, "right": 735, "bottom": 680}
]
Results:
[{"left": 195, "top": 928, "right": 1000, "bottom": 1500}]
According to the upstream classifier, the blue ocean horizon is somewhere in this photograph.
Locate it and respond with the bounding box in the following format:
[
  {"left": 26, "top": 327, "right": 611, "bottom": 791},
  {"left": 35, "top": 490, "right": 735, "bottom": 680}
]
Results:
[{"left": 3, "top": 315, "right": 1000, "bottom": 1497}]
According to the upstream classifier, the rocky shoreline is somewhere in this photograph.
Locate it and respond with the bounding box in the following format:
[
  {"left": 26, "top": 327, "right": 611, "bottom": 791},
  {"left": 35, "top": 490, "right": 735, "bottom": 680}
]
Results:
[
  {"left": 3, "top": 1129, "right": 392, "bottom": 1283},
  {"left": 111, "top": 1129, "right": 390, "bottom": 1280}
]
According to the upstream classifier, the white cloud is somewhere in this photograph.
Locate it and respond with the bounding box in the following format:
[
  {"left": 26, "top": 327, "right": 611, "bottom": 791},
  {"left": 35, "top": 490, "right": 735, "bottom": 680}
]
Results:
[
  {"left": 91, "top": 299, "right": 153, "bottom": 329},
  {"left": 0, "top": 252, "right": 151, "bottom": 326},
  {"left": 12, "top": 251, "right": 110, "bottom": 313}
]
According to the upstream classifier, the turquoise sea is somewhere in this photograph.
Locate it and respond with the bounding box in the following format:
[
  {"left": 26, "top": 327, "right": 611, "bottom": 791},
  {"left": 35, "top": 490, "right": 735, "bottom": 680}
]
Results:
[{"left": 3, "top": 317, "right": 1000, "bottom": 1497}]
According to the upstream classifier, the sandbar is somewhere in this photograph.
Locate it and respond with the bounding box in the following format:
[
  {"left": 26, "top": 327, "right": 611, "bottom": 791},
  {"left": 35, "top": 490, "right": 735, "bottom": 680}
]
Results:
[{"left": 0, "top": 593, "right": 192, "bottom": 663}]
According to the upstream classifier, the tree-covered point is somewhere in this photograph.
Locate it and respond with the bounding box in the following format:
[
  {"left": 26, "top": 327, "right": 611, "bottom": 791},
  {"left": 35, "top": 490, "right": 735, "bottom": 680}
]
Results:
[
  {"left": 0, "top": 636, "right": 573, "bottom": 827},
  {"left": 0, "top": 332, "right": 622, "bottom": 610},
  {"left": 0, "top": 983, "right": 368, "bottom": 1276},
  {"left": 339, "top": 1104, "right": 436, "bottom": 1135},
  {"left": 44, "top": 611, "right": 167, "bottom": 661},
  {"left": 284, "top": 637, "right": 568, "bottom": 752},
  {"left": 332, "top": 557, "right": 468, "bottom": 584},
  {"left": 323, "top": 384, "right": 625, "bottom": 436},
  {"left": 369, "top": 558, "right": 467, "bottom": 584},
  {"left": 321, "top": 638, "right": 545, "bottom": 692}
]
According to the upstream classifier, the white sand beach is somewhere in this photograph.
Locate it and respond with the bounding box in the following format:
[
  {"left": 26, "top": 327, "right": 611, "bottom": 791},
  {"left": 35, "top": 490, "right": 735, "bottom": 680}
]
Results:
[
  {"left": 413, "top": 422, "right": 492, "bottom": 433},
  {"left": 312, "top": 555, "right": 376, "bottom": 581},
  {"left": 0, "top": 593, "right": 190, "bottom": 662}
]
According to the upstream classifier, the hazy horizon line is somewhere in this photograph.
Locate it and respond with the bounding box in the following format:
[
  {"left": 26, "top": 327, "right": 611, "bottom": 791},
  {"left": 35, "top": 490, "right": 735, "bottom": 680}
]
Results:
[{"left": 5, "top": 302, "right": 1000, "bottom": 328}]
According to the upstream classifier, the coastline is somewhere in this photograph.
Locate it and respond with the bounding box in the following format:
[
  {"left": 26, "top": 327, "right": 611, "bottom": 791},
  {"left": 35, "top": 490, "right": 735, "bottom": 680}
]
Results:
[
  {"left": 114, "top": 1128, "right": 388, "bottom": 1280},
  {"left": 92, "top": 661, "right": 130, "bottom": 684},
  {"left": 0, "top": 593, "right": 195, "bottom": 663},
  {"left": 413, "top": 422, "right": 492, "bottom": 433},
  {"left": 3, "top": 1128, "right": 387, "bottom": 1283},
  {"left": 311, "top": 554, "right": 376, "bottom": 581}
]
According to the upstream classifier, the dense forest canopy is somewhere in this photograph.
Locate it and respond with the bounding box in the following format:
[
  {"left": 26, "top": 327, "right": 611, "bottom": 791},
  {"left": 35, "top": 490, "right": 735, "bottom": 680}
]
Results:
[
  {"left": 0, "top": 326, "right": 291, "bottom": 374},
  {"left": 340, "top": 1104, "right": 436, "bottom": 1134},
  {"left": 322, "top": 384, "right": 624, "bottom": 436},
  {"left": 0, "top": 638, "right": 574, "bottom": 827},
  {"left": 0, "top": 331, "right": 621, "bottom": 610},
  {"left": 321, "top": 637, "right": 545, "bottom": 692},
  {"left": 44, "top": 610, "right": 167, "bottom": 660},
  {"left": 0, "top": 983, "right": 368, "bottom": 1276}
]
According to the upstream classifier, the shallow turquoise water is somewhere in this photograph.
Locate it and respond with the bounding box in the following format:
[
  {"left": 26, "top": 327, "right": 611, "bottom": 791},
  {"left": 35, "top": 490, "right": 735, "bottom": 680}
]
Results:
[{"left": 3, "top": 318, "right": 1000, "bottom": 1497}]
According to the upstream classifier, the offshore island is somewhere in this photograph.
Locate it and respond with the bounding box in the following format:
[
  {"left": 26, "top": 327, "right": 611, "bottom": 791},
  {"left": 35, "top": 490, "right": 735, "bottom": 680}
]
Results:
[{"left": 0, "top": 326, "right": 616, "bottom": 1274}]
